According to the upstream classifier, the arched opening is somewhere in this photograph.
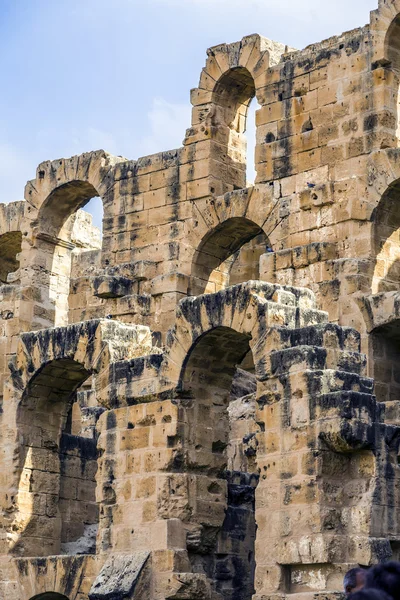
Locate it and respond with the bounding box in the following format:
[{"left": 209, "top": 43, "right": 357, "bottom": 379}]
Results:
[
  {"left": 211, "top": 67, "right": 257, "bottom": 191},
  {"left": 190, "top": 217, "right": 271, "bottom": 296},
  {"left": 33, "top": 181, "right": 103, "bottom": 328},
  {"left": 385, "top": 15, "right": 400, "bottom": 142},
  {"left": 369, "top": 321, "right": 400, "bottom": 404},
  {"left": 0, "top": 230, "right": 22, "bottom": 283},
  {"left": 370, "top": 184, "right": 400, "bottom": 407},
  {"left": 372, "top": 180, "right": 400, "bottom": 293},
  {"left": 13, "top": 358, "right": 100, "bottom": 557},
  {"left": 31, "top": 594, "right": 69, "bottom": 600},
  {"left": 180, "top": 326, "right": 259, "bottom": 600}
]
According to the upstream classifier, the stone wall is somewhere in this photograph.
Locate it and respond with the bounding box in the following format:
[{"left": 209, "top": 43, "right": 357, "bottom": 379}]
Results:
[{"left": 3, "top": 1, "right": 400, "bottom": 598}]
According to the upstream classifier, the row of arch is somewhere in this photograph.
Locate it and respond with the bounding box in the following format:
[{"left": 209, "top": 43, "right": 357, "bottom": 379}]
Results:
[
  {"left": 2, "top": 0, "right": 400, "bottom": 314},
  {"left": 2, "top": 10, "right": 400, "bottom": 327},
  {"left": 0, "top": 169, "right": 400, "bottom": 322},
  {"left": 5, "top": 282, "right": 391, "bottom": 600},
  {"left": 4, "top": 285, "right": 268, "bottom": 595}
]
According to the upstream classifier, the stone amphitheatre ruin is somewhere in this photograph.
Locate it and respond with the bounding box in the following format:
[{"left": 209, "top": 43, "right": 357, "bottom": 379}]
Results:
[{"left": 4, "top": 1, "right": 400, "bottom": 598}]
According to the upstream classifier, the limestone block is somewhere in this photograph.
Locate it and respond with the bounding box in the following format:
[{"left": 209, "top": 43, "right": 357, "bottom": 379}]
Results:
[
  {"left": 89, "top": 551, "right": 150, "bottom": 600},
  {"left": 94, "top": 276, "right": 133, "bottom": 299}
]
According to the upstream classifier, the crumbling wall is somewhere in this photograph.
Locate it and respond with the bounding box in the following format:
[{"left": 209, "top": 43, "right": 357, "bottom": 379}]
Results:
[{"left": 3, "top": 1, "right": 400, "bottom": 599}]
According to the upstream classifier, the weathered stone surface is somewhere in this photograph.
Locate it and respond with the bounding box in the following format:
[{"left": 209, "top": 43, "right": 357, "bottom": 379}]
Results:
[
  {"left": 3, "top": 3, "right": 400, "bottom": 598},
  {"left": 89, "top": 552, "right": 150, "bottom": 600}
]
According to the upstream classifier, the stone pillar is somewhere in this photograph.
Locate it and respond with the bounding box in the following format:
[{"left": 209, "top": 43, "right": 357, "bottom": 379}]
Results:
[
  {"left": 253, "top": 322, "right": 400, "bottom": 598},
  {"left": 96, "top": 400, "right": 214, "bottom": 599}
]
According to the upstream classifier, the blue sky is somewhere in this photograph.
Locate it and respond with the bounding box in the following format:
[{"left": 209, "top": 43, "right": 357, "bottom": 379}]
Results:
[{"left": 0, "top": 0, "right": 378, "bottom": 228}]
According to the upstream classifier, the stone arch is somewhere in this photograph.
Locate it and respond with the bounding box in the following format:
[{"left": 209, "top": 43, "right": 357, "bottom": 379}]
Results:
[
  {"left": 14, "top": 357, "right": 96, "bottom": 557},
  {"left": 371, "top": 2, "right": 400, "bottom": 146},
  {"left": 31, "top": 594, "right": 70, "bottom": 600},
  {"left": 20, "top": 150, "right": 123, "bottom": 330},
  {"left": 371, "top": 1, "right": 400, "bottom": 68},
  {"left": 159, "top": 282, "right": 327, "bottom": 599},
  {"left": 4, "top": 319, "right": 149, "bottom": 557},
  {"left": 363, "top": 163, "right": 400, "bottom": 399},
  {"left": 162, "top": 281, "right": 314, "bottom": 392},
  {"left": 385, "top": 14, "right": 400, "bottom": 74},
  {"left": 0, "top": 230, "right": 22, "bottom": 283},
  {"left": 350, "top": 151, "right": 400, "bottom": 296},
  {"left": 366, "top": 150, "right": 400, "bottom": 294},
  {"left": 185, "top": 35, "right": 286, "bottom": 193},
  {"left": 189, "top": 216, "right": 271, "bottom": 295},
  {"left": 180, "top": 325, "right": 258, "bottom": 600},
  {"left": 10, "top": 554, "right": 87, "bottom": 600},
  {"left": 370, "top": 319, "right": 400, "bottom": 403},
  {"left": 186, "top": 184, "right": 280, "bottom": 296},
  {"left": 168, "top": 286, "right": 274, "bottom": 600},
  {"left": 210, "top": 66, "right": 256, "bottom": 190},
  {"left": 9, "top": 322, "right": 106, "bottom": 557}
]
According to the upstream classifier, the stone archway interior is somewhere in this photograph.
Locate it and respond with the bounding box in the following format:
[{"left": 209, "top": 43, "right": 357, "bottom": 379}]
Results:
[
  {"left": 32, "top": 180, "right": 102, "bottom": 328},
  {"left": 210, "top": 67, "right": 257, "bottom": 189},
  {"left": 190, "top": 217, "right": 270, "bottom": 296},
  {"left": 181, "top": 326, "right": 258, "bottom": 600},
  {"left": 14, "top": 358, "right": 99, "bottom": 557}
]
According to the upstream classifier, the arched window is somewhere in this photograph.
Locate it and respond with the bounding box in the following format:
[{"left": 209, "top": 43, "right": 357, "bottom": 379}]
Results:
[
  {"left": 187, "top": 61, "right": 261, "bottom": 196},
  {"left": 13, "top": 358, "right": 99, "bottom": 557},
  {"left": 34, "top": 181, "right": 103, "bottom": 327},
  {"left": 190, "top": 217, "right": 271, "bottom": 296},
  {"left": 180, "top": 326, "right": 258, "bottom": 600},
  {"left": 0, "top": 201, "right": 24, "bottom": 284},
  {"left": 211, "top": 67, "right": 257, "bottom": 191}
]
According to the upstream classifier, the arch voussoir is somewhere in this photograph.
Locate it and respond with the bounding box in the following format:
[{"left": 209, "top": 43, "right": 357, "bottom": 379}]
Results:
[
  {"left": 11, "top": 320, "right": 153, "bottom": 403},
  {"left": 371, "top": 1, "right": 400, "bottom": 67},
  {"left": 164, "top": 282, "right": 290, "bottom": 386}
]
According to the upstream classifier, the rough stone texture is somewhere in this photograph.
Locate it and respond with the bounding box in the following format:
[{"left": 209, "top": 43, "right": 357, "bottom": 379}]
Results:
[
  {"left": 3, "top": 2, "right": 400, "bottom": 598},
  {"left": 89, "top": 552, "right": 150, "bottom": 599}
]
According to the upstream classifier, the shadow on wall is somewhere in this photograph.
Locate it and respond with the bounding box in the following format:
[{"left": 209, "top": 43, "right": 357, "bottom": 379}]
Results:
[
  {"left": 189, "top": 217, "right": 271, "bottom": 296},
  {"left": 28, "top": 180, "right": 103, "bottom": 329},
  {"left": 382, "top": 258, "right": 400, "bottom": 291},
  {"left": 0, "top": 231, "right": 22, "bottom": 283},
  {"left": 372, "top": 180, "right": 400, "bottom": 293},
  {"left": 31, "top": 594, "right": 70, "bottom": 600},
  {"left": 12, "top": 358, "right": 99, "bottom": 558},
  {"left": 369, "top": 322, "right": 400, "bottom": 403},
  {"left": 180, "top": 326, "right": 258, "bottom": 600}
]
